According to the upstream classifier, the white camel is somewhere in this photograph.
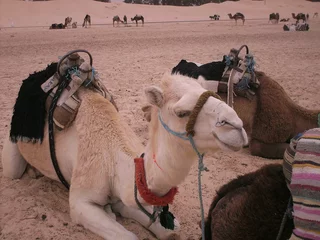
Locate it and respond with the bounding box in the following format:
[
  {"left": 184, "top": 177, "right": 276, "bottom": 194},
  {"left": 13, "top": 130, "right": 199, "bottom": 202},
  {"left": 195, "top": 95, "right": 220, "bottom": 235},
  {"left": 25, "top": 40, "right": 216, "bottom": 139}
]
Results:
[{"left": 2, "top": 73, "right": 248, "bottom": 240}]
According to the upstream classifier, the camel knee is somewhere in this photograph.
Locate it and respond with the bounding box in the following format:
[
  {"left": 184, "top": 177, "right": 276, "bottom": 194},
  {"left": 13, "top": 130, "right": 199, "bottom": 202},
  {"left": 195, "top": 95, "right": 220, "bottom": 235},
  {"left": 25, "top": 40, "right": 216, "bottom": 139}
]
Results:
[{"left": 2, "top": 138, "right": 27, "bottom": 179}]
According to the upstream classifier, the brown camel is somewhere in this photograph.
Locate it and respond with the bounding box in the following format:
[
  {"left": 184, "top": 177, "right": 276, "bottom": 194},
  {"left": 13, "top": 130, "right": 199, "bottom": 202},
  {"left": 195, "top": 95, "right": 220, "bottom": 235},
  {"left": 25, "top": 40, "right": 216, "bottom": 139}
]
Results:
[
  {"left": 64, "top": 17, "right": 72, "bottom": 28},
  {"left": 292, "top": 13, "right": 306, "bottom": 23},
  {"left": 269, "top": 12, "right": 280, "bottom": 24},
  {"left": 131, "top": 14, "right": 144, "bottom": 26},
  {"left": 228, "top": 13, "right": 245, "bottom": 25},
  {"left": 219, "top": 71, "right": 319, "bottom": 159},
  {"left": 201, "top": 164, "right": 293, "bottom": 240},
  {"left": 82, "top": 14, "right": 91, "bottom": 28},
  {"left": 314, "top": 12, "right": 319, "bottom": 18},
  {"left": 142, "top": 71, "right": 319, "bottom": 159},
  {"left": 113, "top": 15, "right": 124, "bottom": 27}
]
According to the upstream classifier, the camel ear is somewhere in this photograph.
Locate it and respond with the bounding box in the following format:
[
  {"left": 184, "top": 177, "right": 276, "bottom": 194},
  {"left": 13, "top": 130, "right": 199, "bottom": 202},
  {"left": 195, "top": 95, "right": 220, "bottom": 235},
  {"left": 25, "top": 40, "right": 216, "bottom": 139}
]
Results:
[{"left": 144, "top": 86, "right": 164, "bottom": 108}]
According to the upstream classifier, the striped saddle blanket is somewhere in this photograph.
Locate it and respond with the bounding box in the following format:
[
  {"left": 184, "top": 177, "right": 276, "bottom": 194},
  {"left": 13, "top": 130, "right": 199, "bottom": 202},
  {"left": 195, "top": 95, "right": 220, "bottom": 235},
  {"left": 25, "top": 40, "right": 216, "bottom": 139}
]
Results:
[{"left": 283, "top": 128, "right": 320, "bottom": 240}]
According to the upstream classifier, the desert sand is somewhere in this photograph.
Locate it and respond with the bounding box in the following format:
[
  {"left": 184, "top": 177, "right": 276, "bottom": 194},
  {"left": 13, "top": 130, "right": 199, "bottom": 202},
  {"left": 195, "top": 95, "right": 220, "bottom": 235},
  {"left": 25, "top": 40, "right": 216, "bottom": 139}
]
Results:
[{"left": 0, "top": 0, "right": 320, "bottom": 239}]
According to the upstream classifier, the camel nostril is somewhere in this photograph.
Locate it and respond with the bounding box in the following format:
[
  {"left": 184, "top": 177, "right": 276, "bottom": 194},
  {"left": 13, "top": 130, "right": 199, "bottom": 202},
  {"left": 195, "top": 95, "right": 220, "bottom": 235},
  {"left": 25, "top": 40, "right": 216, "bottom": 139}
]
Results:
[{"left": 216, "top": 120, "right": 226, "bottom": 127}]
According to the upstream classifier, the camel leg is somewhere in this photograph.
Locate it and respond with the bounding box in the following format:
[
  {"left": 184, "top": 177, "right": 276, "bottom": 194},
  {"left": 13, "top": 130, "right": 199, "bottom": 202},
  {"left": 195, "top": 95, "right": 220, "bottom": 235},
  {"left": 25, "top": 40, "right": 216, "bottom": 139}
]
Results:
[
  {"left": 249, "top": 138, "right": 289, "bottom": 159},
  {"left": 2, "top": 137, "right": 27, "bottom": 179},
  {"left": 112, "top": 201, "right": 180, "bottom": 240},
  {"left": 69, "top": 190, "right": 138, "bottom": 240}
]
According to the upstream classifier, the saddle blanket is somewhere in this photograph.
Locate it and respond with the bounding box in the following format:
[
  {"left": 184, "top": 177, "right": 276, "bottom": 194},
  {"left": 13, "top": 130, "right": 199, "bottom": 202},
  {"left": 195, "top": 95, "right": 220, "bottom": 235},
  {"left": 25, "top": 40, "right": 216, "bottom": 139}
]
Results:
[{"left": 287, "top": 128, "right": 320, "bottom": 240}]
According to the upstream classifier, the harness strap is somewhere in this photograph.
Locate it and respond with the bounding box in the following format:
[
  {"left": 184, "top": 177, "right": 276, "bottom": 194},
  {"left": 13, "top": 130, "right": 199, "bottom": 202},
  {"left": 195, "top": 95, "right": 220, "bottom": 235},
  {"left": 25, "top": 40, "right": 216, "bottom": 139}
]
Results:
[{"left": 48, "top": 75, "right": 71, "bottom": 190}]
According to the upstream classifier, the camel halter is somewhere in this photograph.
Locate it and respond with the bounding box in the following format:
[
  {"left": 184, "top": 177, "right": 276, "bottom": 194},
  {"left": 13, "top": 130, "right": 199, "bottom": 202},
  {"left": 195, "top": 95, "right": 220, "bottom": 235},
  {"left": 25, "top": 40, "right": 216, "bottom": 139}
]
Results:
[{"left": 158, "top": 90, "right": 222, "bottom": 240}]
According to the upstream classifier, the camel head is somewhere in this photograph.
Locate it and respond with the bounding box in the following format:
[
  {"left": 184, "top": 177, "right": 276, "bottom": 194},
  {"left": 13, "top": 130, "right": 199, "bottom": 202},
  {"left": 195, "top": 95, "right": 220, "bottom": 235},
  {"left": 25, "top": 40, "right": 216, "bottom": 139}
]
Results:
[
  {"left": 292, "top": 13, "right": 296, "bottom": 18},
  {"left": 144, "top": 73, "right": 248, "bottom": 153},
  {"left": 228, "top": 13, "right": 233, "bottom": 19}
]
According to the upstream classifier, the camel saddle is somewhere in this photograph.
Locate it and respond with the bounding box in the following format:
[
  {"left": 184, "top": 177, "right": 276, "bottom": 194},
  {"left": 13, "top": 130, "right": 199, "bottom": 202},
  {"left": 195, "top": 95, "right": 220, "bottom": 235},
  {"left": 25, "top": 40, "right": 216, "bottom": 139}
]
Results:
[
  {"left": 218, "top": 47, "right": 260, "bottom": 101},
  {"left": 42, "top": 52, "right": 117, "bottom": 130}
]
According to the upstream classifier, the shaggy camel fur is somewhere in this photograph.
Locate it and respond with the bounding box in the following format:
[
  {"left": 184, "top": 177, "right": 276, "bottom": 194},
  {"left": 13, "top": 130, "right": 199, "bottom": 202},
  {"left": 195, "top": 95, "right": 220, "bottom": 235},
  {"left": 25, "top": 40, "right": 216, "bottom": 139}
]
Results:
[
  {"left": 2, "top": 73, "right": 248, "bottom": 240},
  {"left": 82, "top": 14, "right": 91, "bottom": 28},
  {"left": 202, "top": 164, "right": 293, "bottom": 240},
  {"left": 142, "top": 71, "right": 319, "bottom": 159},
  {"left": 228, "top": 13, "right": 245, "bottom": 25}
]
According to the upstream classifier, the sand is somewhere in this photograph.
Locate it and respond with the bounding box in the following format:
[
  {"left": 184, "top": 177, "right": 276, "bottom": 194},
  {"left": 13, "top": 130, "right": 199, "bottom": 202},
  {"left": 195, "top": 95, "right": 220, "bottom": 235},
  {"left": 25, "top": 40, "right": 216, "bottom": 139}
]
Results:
[{"left": 0, "top": 0, "right": 320, "bottom": 239}]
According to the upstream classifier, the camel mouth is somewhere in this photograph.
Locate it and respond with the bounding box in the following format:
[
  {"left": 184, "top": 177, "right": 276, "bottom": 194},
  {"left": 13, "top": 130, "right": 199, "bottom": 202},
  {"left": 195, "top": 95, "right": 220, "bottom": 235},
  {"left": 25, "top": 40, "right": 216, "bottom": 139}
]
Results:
[{"left": 212, "top": 133, "right": 243, "bottom": 152}]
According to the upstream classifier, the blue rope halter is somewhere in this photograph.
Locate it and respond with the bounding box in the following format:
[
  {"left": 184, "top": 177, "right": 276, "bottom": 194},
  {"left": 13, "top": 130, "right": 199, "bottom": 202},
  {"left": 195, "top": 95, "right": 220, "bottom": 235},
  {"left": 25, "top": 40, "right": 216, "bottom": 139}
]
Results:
[{"left": 158, "top": 111, "right": 208, "bottom": 240}]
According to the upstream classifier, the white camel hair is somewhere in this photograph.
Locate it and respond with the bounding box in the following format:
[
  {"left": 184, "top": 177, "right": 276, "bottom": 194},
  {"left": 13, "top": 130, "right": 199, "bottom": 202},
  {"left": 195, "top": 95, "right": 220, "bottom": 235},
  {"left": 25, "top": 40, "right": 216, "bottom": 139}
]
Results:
[{"left": 2, "top": 73, "right": 248, "bottom": 240}]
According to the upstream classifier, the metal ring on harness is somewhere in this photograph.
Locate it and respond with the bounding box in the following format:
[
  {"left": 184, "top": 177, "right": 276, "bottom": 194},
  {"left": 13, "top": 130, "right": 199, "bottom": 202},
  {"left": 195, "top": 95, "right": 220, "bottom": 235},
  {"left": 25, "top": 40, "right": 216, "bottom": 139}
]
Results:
[
  {"left": 57, "top": 49, "right": 93, "bottom": 78},
  {"left": 236, "top": 45, "right": 249, "bottom": 60}
]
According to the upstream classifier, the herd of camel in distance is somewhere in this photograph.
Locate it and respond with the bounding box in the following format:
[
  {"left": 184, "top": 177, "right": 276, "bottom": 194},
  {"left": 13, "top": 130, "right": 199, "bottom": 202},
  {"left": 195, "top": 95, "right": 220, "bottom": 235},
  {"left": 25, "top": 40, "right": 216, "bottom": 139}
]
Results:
[
  {"left": 49, "top": 14, "right": 144, "bottom": 29},
  {"left": 50, "top": 11, "right": 319, "bottom": 29},
  {"left": 211, "top": 12, "right": 319, "bottom": 25}
]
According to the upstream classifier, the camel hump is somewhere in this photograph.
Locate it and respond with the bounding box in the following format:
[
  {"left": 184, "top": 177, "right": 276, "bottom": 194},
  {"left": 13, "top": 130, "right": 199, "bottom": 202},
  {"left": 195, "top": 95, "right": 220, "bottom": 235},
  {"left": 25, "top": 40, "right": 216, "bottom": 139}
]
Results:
[{"left": 9, "top": 50, "right": 118, "bottom": 142}]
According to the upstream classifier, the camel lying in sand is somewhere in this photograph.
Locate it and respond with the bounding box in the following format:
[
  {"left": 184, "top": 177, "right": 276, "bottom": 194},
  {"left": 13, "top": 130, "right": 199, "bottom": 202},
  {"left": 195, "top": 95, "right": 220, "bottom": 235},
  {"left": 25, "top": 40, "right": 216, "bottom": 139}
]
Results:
[
  {"left": 203, "top": 127, "right": 320, "bottom": 239},
  {"left": 209, "top": 15, "right": 220, "bottom": 20},
  {"left": 2, "top": 69, "right": 247, "bottom": 239},
  {"left": 201, "top": 163, "right": 293, "bottom": 240},
  {"left": 143, "top": 65, "right": 319, "bottom": 159}
]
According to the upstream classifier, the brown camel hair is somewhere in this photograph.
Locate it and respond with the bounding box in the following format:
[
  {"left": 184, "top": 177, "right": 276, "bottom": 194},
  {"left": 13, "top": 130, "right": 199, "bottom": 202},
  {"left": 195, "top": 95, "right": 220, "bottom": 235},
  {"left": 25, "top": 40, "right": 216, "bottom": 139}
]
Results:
[
  {"left": 219, "top": 71, "right": 319, "bottom": 158},
  {"left": 142, "top": 71, "right": 319, "bottom": 159},
  {"left": 202, "top": 164, "right": 293, "bottom": 240}
]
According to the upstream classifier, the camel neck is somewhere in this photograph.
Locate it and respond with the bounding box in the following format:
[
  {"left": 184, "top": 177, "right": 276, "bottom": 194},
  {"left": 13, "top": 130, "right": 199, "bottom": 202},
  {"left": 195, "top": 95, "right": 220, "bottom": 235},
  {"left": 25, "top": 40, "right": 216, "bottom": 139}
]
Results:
[{"left": 143, "top": 112, "right": 198, "bottom": 197}]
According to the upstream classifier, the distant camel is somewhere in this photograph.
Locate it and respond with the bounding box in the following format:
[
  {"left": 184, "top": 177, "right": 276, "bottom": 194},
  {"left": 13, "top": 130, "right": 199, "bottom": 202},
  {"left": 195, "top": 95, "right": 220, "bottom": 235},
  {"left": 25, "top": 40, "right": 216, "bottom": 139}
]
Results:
[
  {"left": 228, "top": 13, "right": 245, "bottom": 25},
  {"left": 269, "top": 12, "right": 280, "bottom": 24},
  {"left": 292, "top": 13, "right": 306, "bottom": 23},
  {"left": 280, "top": 18, "right": 290, "bottom": 22},
  {"left": 49, "top": 23, "right": 65, "bottom": 29},
  {"left": 131, "top": 14, "right": 144, "bottom": 26},
  {"left": 113, "top": 15, "right": 124, "bottom": 27},
  {"left": 209, "top": 15, "right": 220, "bottom": 20},
  {"left": 82, "top": 14, "right": 91, "bottom": 28},
  {"left": 65, "top": 17, "right": 72, "bottom": 28},
  {"left": 314, "top": 12, "right": 319, "bottom": 18}
]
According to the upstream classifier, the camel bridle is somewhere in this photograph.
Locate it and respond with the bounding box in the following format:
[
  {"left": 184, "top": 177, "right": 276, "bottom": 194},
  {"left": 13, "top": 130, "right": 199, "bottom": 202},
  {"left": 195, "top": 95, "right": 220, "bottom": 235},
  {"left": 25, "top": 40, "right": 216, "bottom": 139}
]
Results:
[{"left": 157, "top": 90, "right": 222, "bottom": 240}]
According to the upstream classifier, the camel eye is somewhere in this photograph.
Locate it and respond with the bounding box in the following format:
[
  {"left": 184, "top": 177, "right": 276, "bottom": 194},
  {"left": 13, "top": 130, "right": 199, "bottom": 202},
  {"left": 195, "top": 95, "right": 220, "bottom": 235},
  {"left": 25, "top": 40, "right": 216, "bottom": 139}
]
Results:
[{"left": 176, "top": 110, "right": 191, "bottom": 118}]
